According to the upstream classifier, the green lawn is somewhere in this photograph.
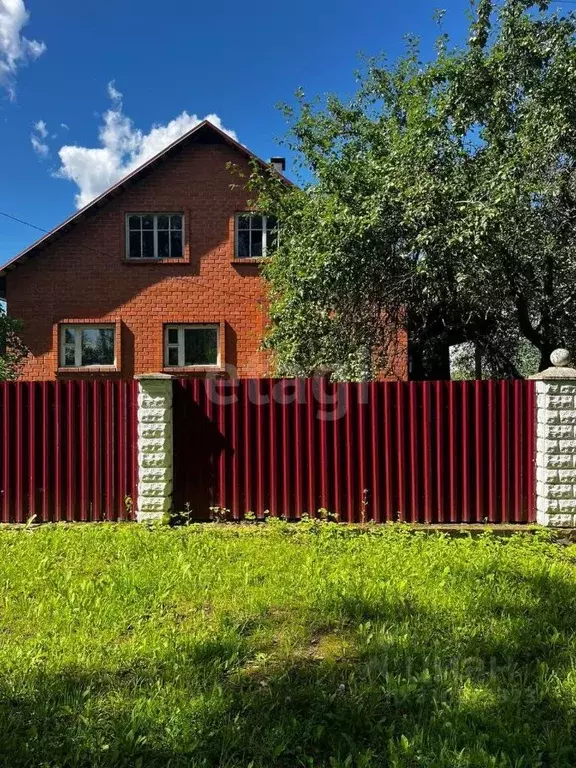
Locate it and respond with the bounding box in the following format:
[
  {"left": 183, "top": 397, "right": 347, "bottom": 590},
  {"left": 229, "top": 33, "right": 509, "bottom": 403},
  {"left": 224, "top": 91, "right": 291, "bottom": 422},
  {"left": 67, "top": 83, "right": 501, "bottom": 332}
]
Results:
[{"left": 1, "top": 523, "right": 576, "bottom": 767}]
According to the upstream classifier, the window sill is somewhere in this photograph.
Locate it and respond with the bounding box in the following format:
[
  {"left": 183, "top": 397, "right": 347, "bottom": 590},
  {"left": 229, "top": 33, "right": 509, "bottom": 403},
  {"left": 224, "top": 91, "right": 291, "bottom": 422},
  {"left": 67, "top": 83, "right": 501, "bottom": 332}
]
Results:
[
  {"left": 163, "top": 366, "right": 226, "bottom": 375},
  {"left": 123, "top": 258, "right": 189, "bottom": 265},
  {"left": 57, "top": 367, "right": 119, "bottom": 374},
  {"left": 231, "top": 258, "right": 269, "bottom": 265}
]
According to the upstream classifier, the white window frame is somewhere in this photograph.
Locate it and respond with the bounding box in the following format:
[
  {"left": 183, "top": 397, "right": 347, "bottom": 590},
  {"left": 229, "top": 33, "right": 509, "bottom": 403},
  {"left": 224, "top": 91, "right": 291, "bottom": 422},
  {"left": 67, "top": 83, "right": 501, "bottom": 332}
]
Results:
[
  {"left": 125, "top": 213, "right": 184, "bottom": 259},
  {"left": 235, "top": 213, "right": 278, "bottom": 259},
  {"left": 164, "top": 324, "right": 221, "bottom": 368},
  {"left": 60, "top": 324, "right": 116, "bottom": 368}
]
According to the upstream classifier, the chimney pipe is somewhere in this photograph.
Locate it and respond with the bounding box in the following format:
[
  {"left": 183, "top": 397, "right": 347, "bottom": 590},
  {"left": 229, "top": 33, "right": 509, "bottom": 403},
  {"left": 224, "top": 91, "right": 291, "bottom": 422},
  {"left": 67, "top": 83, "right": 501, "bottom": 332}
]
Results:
[{"left": 270, "top": 156, "right": 286, "bottom": 173}]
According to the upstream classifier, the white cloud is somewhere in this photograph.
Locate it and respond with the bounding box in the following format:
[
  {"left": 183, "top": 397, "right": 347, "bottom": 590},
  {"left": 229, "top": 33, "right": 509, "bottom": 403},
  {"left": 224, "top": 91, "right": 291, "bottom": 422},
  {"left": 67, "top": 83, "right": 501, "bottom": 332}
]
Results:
[
  {"left": 33, "top": 118, "right": 47, "bottom": 137},
  {"left": 107, "top": 80, "right": 121, "bottom": 102},
  {"left": 0, "top": 0, "right": 46, "bottom": 98},
  {"left": 55, "top": 83, "right": 238, "bottom": 209},
  {"left": 31, "top": 133, "right": 47, "bottom": 156},
  {"left": 30, "top": 118, "right": 48, "bottom": 157}
]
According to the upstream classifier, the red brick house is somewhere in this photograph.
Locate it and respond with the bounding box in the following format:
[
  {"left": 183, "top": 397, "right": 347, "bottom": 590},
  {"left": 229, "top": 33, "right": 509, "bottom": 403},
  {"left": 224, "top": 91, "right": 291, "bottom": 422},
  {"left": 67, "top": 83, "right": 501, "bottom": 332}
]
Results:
[
  {"left": 2, "top": 120, "right": 407, "bottom": 381},
  {"left": 1, "top": 121, "right": 286, "bottom": 380}
]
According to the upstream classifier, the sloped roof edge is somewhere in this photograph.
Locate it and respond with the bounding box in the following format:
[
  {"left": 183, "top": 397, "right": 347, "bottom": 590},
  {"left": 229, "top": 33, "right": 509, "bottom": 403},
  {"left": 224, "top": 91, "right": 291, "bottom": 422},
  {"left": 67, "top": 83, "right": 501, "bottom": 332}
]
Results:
[{"left": 1, "top": 119, "right": 290, "bottom": 277}]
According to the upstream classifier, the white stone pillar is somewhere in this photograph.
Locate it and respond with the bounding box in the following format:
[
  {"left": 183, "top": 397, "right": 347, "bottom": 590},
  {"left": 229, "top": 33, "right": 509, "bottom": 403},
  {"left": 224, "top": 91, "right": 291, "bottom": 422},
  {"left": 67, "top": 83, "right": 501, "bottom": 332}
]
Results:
[
  {"left": 533, "top": 349, "right": 576, "bottom": 526},
  {"left": 135, "top": 374, "right": 173, "bottom": 522}
]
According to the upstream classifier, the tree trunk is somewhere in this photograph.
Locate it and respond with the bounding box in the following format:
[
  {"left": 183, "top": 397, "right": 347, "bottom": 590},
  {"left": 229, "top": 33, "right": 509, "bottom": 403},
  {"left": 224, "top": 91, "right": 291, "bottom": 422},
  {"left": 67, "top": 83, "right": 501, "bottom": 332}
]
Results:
[
  {"left": 474, "top": 344, "right": 483, "bottom": 380},
  {"left": 408, "top": 338, "right": 451, "bottom": 380},
  {"left": 408, "top": 341, "right": 426, "bottom": 380},
  {"left": 539, "top": 342, "right": 556, "bottom": 372},
  {"left": 427, "top": 339, "right": 451, "bottom": 380}
]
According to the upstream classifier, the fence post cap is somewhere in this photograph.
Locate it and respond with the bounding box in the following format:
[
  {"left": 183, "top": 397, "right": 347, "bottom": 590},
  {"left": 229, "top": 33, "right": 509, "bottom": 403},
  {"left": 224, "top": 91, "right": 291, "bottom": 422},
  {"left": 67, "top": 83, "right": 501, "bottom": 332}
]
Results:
[
  {"left": 134, "top": 373, "right": 173, "bottom": 381},
  {"left": 551, "top": 348, "right": 571, "bottom": 366},
  {"left": 530, "top": 348, "right": 576, "bottom": 379}
]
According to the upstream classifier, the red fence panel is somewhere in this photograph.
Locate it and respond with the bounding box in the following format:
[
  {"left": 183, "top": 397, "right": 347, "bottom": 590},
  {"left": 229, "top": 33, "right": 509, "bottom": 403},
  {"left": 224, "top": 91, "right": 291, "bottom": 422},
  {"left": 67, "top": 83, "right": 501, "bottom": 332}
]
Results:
[
  {"left": 172, "top": 379, "right": 536, "bottom": 524},
  {"left": 0, "top": 381, "right": 138, "bottom": 523}
]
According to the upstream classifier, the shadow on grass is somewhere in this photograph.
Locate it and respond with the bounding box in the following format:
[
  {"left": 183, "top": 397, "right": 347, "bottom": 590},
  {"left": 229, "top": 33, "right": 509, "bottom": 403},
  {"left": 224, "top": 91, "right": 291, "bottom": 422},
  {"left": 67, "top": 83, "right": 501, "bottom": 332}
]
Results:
[{"left": 2, "top": 569, "right": 576, "bottom": 767}]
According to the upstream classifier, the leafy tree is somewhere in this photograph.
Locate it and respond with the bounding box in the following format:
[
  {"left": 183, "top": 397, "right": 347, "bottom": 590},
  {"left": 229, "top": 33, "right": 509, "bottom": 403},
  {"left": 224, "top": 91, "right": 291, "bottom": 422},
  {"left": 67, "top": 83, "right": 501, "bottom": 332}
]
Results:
[
  {"left": 451, "top": 338, "right": 540, "bottom": 380},
  {"left": 0, "top": 311, "right": 28, "bottom": 380},
  {"left": 251, "top": 0, "right": 576, "bottom": 379}
]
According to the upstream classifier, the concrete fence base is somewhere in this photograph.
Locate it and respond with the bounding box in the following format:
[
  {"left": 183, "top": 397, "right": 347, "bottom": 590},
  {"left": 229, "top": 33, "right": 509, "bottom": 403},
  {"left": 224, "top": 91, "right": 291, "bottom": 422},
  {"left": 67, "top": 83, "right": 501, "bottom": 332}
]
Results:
[
  {"left": 135, "top": 374, "right": 173, "bottom": 522},
  {"left": 533, "top": 349, "right": 576, "bottom": 527}
]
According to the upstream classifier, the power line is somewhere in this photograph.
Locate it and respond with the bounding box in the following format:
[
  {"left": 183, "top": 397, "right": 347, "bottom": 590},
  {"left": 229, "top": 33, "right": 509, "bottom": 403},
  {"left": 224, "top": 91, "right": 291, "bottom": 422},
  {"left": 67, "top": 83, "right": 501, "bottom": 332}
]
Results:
[
  {"left": 0, "top": 209, "right": 265, "bottom": 306},
  {"left": 0, "top": 210, "right": 47, "bottom": 234}
]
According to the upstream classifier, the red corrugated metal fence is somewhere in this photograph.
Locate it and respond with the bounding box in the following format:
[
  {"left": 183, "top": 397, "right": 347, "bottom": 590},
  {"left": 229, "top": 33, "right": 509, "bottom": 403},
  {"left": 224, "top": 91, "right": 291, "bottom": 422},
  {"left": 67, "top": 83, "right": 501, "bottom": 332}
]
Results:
[
  {"left": 0, "top": 381, "right": 138, "bottom": 523},
  {"left": 172, "top": 379, "right": 536, "bottom": 523}
]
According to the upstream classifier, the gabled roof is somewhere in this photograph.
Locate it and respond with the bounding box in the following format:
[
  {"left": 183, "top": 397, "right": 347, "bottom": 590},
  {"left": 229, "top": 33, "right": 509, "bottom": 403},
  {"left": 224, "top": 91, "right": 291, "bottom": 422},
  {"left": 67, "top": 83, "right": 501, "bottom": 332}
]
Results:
[{"left": 1, "top": 120, "right": 290, "bottom": 277}]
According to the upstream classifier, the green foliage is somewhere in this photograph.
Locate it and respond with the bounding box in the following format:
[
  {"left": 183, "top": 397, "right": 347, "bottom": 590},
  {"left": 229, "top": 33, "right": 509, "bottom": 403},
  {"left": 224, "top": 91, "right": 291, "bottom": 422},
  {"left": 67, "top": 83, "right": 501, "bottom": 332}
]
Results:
[
  {"left": 163, "top": 502, "right": 195, "bottom": 527},
  {"left": 0, "top": 523, "right": 575, "bottom": 765},
  {"left": 251, "top": 0, "right": 576, "bottom": 378},
  {"left": 0, "top": 309, "right": 28, "bottom": 381},
  {"left": 451, "top": 338, "right": 541, "bottom": 379},
  {"left": 209, "top": 505, "right": 231, "bottom": 523}
]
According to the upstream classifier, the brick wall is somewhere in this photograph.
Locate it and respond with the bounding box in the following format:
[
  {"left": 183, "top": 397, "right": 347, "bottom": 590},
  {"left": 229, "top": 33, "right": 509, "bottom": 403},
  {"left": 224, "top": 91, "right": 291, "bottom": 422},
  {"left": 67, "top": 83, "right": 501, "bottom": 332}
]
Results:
[
  {"left": 7, "top": 134, "right": 407, "bottom": 381},
  {"left": 8, "top": 138, "right": 270, "bottom": 380}
]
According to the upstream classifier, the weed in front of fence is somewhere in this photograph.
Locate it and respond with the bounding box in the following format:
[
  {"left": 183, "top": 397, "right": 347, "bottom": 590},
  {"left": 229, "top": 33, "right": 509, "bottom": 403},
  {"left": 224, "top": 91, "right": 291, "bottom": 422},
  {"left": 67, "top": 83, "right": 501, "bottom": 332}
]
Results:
[{"left": 0, "top": 524, "right": 574, "bottom": 766}]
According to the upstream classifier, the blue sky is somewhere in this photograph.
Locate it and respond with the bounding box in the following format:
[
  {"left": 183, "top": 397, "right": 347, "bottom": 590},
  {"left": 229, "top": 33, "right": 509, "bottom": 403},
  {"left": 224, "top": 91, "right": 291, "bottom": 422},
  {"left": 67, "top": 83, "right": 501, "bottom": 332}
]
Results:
[{"left": 0, "top": 0, "right": 493, "bottom": 262}]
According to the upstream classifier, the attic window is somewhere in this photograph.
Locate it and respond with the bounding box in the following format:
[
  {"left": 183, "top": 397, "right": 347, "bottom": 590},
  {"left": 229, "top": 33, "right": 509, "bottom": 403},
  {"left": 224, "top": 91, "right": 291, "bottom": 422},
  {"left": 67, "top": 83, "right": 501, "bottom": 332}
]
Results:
[
  {"left": 126, "top": 214, "right": 183, "bottom": 259},
  {"left": 235, "top": 213, "right": 278, "bottom": 259}
]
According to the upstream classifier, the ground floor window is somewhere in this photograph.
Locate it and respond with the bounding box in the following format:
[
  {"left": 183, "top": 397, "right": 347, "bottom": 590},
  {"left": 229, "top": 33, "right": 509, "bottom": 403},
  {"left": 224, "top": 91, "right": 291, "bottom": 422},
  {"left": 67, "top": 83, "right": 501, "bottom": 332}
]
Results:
[
  {"left": 60, "top": 325, "right": 116, "bottom": 368},
  {"left": 164, "top": 324, "right": 220, "bottom": 368}
]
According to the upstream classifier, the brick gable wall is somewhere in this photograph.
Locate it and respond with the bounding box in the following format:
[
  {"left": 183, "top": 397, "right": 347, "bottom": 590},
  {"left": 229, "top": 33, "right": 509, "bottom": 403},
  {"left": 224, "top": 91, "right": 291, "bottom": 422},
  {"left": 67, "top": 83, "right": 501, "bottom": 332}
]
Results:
[{"left": 7, "top": 139, "right": 270, "bottom": 380}]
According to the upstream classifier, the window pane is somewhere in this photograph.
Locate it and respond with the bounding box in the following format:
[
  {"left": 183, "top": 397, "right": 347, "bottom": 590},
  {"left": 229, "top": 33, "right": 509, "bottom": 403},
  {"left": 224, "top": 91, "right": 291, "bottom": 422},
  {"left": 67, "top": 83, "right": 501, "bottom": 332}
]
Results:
[
  {"left": 267, "top": 229, "right": 278, "bottom": 251},
  {"left": 157, "top": 215, "right": 169, "bottom": 230},
  {"left": 128, "top": 216, "right": 141, "bottom": 230},
  {"left": 170, "top": 230, "right": 183, "bottom": 257},
  {"left": 167, "top": 328, "right": 178, "bottom": 345},
  {"left": 266, "top": 217, "right": 279, "bottom": 251},
  {"left": 250, "top": 214, "right": 263, "bottom": 230},
  {"left": 64, "top": 328, "right": 75, "bottom": 345},
  {"left": 170, "top": 215, "right": 182, "bottom": 230},
  {"left": 64, "top": 346, "right": 75, "bottom": 366},
  {"left": 251, "top": 229, "right": 263, "bottom": 258},
  {"left": 129, "top": 232, "right": 141, "bottom": 259},
  {"left": 184, "top": 328, "right": 218, "bottom": 366},
  {"left": 142, "top": 230, "right": 155, "bottom": 258},
  {"left": 237, "top": 230, "right": 250, "bottom": 258},
  {"left": 167, "top": 346, "right": 179, "bottom": 366},
  {"left": 142, "top": 215, "right": 154, "bottom": 230},
  {"left": 157, "top": 230, "right": 170, "bottom": 258},
  {"left": 81, "top": 329, "right": 114, "bottom": 366},
  {"left": 237, "top": 214, "right": 250, "bottom": 230}
]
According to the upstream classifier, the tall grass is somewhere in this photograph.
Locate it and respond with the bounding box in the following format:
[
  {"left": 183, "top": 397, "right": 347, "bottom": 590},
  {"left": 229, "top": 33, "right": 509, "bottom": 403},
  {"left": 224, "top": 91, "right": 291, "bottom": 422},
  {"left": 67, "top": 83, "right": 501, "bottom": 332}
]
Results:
[{"left": 0, "top": 523, "right": 575, "bottom": 766}]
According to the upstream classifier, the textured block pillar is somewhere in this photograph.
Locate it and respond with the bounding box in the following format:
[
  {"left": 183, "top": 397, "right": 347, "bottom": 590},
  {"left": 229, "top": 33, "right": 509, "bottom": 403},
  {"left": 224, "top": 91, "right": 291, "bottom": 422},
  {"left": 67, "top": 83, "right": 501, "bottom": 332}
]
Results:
[
  {"left": 533, "top": 350, "right": 576, "bottom": 526},
  {"left": 136, "top": 374, "right": 173, "bottom": 521}
]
